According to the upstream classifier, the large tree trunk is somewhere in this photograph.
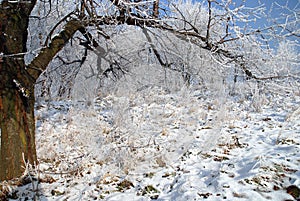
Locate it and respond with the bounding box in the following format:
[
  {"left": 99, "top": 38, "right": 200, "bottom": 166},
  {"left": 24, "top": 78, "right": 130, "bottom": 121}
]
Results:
[
  {"left": 0, "top": 0, "right": 83, "bottom": 180},
  {"left": 0, "top": 77, "right": 36, "bottom": 180},
  {"left": 0, "top": 1, "right": 37, "bottom": 181}
]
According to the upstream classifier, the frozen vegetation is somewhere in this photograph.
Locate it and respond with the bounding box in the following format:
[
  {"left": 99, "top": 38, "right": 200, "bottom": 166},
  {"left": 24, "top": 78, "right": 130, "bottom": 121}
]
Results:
[
  {"left": 0, "top": 1, "right": 299, "bottom": 200},
  {"left": 1, "top": 83, "right": 300, "bottom": 200}
]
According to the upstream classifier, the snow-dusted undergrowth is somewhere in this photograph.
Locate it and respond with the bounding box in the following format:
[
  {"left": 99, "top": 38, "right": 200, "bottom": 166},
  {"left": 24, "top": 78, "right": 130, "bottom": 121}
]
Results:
[{"left": 2, "top": 86, "right": 300, "bottom": 201}]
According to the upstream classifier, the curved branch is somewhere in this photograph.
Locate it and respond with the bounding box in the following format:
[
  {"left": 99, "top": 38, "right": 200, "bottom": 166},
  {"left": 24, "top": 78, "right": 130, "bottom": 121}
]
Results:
[
  {"left": 44, "top": 11, "right": 76, "bottom": 46},
  {"left": 27, "top": 19, "right": 83, "bottom": 80}
]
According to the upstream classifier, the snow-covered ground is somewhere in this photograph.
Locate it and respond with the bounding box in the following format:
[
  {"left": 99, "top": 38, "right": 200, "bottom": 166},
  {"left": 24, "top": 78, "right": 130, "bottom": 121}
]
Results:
[{"left": 2, "top": 86, "right": 300, "bottom": 200}]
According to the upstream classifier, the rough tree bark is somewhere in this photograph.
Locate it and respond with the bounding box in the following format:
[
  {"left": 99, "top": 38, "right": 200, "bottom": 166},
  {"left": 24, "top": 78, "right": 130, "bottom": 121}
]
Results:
[
  {"left": 0, "top": 0, "right": 37, "bottom": 181},
  {"left": 0, "top": 1, "right": 82, "bottom": 181}
]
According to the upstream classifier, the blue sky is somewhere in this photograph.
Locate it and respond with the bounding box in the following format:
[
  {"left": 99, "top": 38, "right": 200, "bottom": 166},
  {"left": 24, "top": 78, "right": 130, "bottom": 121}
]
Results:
[
  {"left": 233, "top": 0, "right": 299, "bottom": 50},
  {"left": 192, "top": 0, "right": 299, "bottom": 30},
  {"left": 234, "top": 0, "right": 299, "bottom": 26},
  {"left": 191, "top": 0, "right": 299, "bottom": 50}
]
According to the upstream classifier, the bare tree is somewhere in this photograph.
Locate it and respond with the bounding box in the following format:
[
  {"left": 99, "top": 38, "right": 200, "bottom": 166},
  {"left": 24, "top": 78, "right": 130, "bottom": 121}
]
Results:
[
  {"left": 0, "top": 0, "right": 164, "bottom": 181},
  {"left": 0, "top": 0, "right": 298, "bottom": 181}
]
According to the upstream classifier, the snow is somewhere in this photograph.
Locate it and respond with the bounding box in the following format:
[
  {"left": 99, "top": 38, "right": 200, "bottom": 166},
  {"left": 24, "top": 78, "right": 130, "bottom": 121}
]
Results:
[{"left": 2, "top": 86, "right": 300, "bottom": 200}]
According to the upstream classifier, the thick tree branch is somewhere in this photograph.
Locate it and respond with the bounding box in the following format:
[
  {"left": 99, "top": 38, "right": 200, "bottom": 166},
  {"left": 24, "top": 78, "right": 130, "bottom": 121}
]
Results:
[
  {"left": 27, "top": 19, "right": 83, "bottom": 80},
  {"left": 44, "top": 11, "right": 76, "bottom": 46}
]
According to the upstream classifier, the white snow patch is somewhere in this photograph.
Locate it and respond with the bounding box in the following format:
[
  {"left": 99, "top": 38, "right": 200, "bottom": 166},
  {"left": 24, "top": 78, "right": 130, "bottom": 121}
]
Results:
[{"left": 2, "top": 87, "right": 300, "bottom": 200}]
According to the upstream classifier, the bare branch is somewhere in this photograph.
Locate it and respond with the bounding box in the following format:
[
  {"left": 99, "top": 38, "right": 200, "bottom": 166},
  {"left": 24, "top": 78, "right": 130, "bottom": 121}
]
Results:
[
  {"left": 153, "top": 0, "right": 159, "bottom": 18},
  {"left": 28, "top": 19, "right": 83, "bottom": 80}
]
